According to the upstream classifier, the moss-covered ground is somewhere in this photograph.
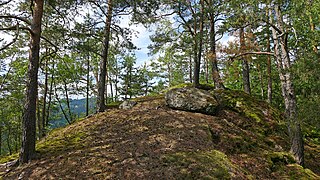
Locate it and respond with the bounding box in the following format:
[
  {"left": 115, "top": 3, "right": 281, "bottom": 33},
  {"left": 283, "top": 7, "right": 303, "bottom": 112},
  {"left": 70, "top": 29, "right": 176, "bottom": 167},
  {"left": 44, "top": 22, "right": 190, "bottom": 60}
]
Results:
[{"left": 0, "top": 88, "right": 319, "bottom": 179}]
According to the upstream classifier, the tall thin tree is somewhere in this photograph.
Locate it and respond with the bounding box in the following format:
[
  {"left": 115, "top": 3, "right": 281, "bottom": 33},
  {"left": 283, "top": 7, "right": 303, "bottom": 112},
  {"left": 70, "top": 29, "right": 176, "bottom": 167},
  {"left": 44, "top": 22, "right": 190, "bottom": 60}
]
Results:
[
  {"left": 97, "top": 0, "right": 113, "bottom": 112},
  {"left": 20, "top": 0, "right": 45, "bottom": 164}
]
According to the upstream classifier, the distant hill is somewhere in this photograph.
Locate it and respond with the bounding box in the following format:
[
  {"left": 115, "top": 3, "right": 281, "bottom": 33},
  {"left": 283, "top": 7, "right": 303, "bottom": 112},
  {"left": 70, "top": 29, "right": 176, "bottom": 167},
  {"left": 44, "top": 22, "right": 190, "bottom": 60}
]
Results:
[
  {"left": 1, "top": 88, "right": 319, "bottom": 179},
  {"left": 49, "top": 98, "right": 96, "bottom": 129}
]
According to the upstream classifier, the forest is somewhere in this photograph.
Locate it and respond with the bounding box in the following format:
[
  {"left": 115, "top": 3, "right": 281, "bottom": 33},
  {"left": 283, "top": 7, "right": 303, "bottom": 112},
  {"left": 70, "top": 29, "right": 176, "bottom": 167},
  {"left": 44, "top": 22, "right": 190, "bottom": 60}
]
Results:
[{"left": 0, "top": 0, "right": 319, "bottom": 169}]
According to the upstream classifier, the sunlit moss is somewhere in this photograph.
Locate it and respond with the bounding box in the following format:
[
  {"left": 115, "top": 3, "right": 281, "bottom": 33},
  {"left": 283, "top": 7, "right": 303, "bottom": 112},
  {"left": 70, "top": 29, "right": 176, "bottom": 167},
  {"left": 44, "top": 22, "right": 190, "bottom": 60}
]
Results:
[
  {"left": 0, "top": 153, "right": 19, "bottom": 164},
  {"left": 163, "top": 150, "right": 252, "bottom": 179},
  {"left": 36, "top": 129, "right": 87, "bottom": 155}
]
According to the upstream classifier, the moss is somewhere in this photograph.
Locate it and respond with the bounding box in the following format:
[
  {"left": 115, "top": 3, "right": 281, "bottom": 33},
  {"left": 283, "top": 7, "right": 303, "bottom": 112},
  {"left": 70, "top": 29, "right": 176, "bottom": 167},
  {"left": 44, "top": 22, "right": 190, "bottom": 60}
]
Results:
[
  {"left": 161, "top": 83, "right": 193, "bottom": 94},
  {"left": 277, "top": 164, "right": 320, "bottom": 179},
  {"left": 0, "top": 153, "right": 19, "bottom": 164},
  {"left": 225, "top": 135, "right": 258, "bottom": 154},
  {"left": 133, "top": 94, "right": 164, "bottom": 102},
  {"left": 106, "top": 101, "right": 122, "bottom": 109},
  {"left": 36, "top": 129, "right": 87, "bottom": 155},
  {"left": 212, "top": 89, "right": 282, "bottom": 125},
  {"left": 197, "top": 83, "right": 215, "bottom": 90},
  {"left": 162, "top": 150, "right": 251, "bottom": 179},
  {"left": 266, "top": 151, "right": 296, "bottom": 170}
]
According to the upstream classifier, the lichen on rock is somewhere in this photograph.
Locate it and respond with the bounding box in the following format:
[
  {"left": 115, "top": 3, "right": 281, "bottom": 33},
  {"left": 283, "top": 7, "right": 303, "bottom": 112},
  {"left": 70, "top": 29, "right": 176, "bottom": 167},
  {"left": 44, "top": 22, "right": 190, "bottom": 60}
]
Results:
[
  {"left": 165, "top": 87, "right": 220, "bottom": 115},
  {"left": 119, "top": 100, "right": 137, "bottom": 110}
]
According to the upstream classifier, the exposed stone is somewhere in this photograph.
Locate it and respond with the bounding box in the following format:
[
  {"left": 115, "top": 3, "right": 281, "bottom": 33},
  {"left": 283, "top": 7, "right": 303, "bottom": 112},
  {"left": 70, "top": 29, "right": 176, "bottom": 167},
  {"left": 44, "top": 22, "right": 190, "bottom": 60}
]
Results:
[
  {"left": 165, "top": 87, "right": 219, "bottom": 115},
  {"left": 119, "top": 100, "right": 137, "bottom": 110}
]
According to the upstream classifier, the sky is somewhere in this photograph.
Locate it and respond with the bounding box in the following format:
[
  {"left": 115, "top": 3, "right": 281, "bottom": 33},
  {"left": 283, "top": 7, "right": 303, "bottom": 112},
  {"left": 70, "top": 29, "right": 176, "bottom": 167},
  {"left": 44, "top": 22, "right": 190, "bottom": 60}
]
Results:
[
  {"left": 117, "top": 15, "right": 236, "bottom": 67},
  {"left": 117, "top": 15, "right": 153, "bottom": 66}
]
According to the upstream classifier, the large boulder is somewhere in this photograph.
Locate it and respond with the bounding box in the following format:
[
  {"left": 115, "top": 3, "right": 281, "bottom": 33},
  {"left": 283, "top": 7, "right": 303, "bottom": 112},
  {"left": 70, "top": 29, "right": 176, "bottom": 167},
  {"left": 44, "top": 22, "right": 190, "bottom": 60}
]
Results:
[{"left": 165, "top": 87, "right": 219, "bottom": 115}]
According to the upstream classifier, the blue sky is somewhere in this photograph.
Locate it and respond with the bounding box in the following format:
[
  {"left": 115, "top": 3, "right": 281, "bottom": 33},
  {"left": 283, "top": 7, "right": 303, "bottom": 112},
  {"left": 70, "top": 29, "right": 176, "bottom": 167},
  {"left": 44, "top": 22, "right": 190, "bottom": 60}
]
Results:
[{"left": 118, "top": 15, "right": 236, "bottom": 67}]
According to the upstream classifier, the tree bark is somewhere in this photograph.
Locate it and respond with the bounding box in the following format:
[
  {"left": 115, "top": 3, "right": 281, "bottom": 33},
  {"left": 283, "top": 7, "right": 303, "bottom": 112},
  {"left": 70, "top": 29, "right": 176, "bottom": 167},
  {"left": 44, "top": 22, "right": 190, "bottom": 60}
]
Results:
[
  {"left": 54, "top": 87, "right": 71, "bottom": 125},
  {"left": 270, "top": 3, "right": 304, "bottom": 166},
  {"left": 257, "top": 63, "right": 264, "bottom": 98},
  {"left": 240, "top": 27, "right": 251, "bottom": 94},
  {"left": 193, "top": 0, "right": 204, "bottom": 88},
  {"left": 86, "top": 56, "right": 90, "bottom": 116},
  {"left": 41, "top": 56, "right": 49, "bottom": 137},
  {"left": 208, "top": 2, "right": 224, "bottom": 89},
  {"left": 266, "top": 23, "right": 272, "bottom": 103},
  {"left": 189, "top": 54, "right": 193, "bottom": 83},
  {"left": 46, "top": 70, "right": 54, "bottom": 127},
  {"left": 63, "top": 80, "right": 73, "bottom": 122},
  {"left": 7, "top": 125, "right": 12, "bottom": 155},
  {"left": 20, "top": 0, "right": 44, "bottom": 164},
  {"left": 36, "top": 97, "right": 41, "bottom": 139},
  {"left": 97, "top": 0, "right": 113, "bottom": 112}
]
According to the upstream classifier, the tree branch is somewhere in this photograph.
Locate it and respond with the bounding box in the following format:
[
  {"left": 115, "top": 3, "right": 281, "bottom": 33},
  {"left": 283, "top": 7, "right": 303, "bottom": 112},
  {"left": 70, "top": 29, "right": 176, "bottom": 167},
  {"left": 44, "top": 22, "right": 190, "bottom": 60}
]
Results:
[
  {"left": 0, "top": 0, "right": 12, "bottom": 6},
  {"left": 177, "top": 3, "right": 194, "bottom": 36},
  {"left": 0, "top": 15, "right": 31, "bottom": 25},
  {"left": 40, "top": 36, "right": 59, "bottom": 51},
  {"left": 259, "top": 18, "right": 282, "bottom": 34},
  {"left": 230, "top": 51, "right": 275, "bottom": 62},
  {"left": 0, "top": 24, "right": 19, "bottom": 51},
  {"left": 0, "top": 24, "right": 32, "bottom": 34}
]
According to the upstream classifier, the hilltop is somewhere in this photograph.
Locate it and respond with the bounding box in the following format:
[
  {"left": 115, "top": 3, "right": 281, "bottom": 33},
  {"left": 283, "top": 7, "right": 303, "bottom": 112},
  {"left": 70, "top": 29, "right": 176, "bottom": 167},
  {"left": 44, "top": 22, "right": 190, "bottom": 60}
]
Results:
[{"left": 0, "top": 87, "right": 319, "bottom": 179}]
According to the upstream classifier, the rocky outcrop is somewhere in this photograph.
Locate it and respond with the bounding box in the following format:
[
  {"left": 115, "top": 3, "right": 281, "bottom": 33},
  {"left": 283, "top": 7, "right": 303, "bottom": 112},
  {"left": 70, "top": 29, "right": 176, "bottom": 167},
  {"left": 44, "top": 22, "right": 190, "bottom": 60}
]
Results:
[
  {"left": 165, "top": 87, "right": 220, "bottom": 115},
  {"left": 119, "top": 100, "right": 137, "bottom": 110}
]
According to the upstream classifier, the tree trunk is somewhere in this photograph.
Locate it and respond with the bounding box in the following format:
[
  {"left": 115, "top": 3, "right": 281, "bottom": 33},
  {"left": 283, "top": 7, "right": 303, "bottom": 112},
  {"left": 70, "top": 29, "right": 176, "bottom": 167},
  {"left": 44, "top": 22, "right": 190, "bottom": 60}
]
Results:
[
  {"left": 204, "top": 53, "right": 209, "bottom": 83},
  {"left": 63, "top": 80, "right": 73, "bottom": 122},
  {"left": 86, "top": 56, "right": 90, "bottom": 116},
  {"left": 7, "top": 125, "right": 12, "bottom": 155},
  {"left": 257, "top": 63, "right": 264, "bottom": 98},
  {"left": 129, "top": 66, "right": 132, "bottom": 98},
  {"left": 189, "top": 54, "right": 192, "bottom": 83},
  {"left": 267, "top": 30, "right": 272, "bottom": 103},
  {"left": 46, "top": 71, "right": 54, "bottom": 127},
  {"left": 240, "top": 27, "right": 251, "bottom": 94},
  {"left": 167, "top": 62, "right": 171, "bottom": 86},
  {"left": 20, "top": 0, "right": 44, "bottom": 164},
  {"left": 193, "top": 0, "right": 204, "bottom": 88},
  {"left": 36, "top": 97, "right": 41, "bottom": 139},
  {"left": 115, "top": 66, "right": 118, "bottom": 101},
  {"left": 41, "top": 56, "right": 49, "bottom": 137},
  {"left": 109, "top": 75, "right": 114, "bottom": 102},
  {"left": 308, "top": 12, "right": 318, "bottom": 54},
  {"left": 270, "top": 3, "right": 304, "bottom": 166},
  {"left": 208, "top": 7, "right": 224, "bottom": 89},
  {"left": 55, "top": 87, "right": 71, "bottom": 125},
  {"left": 265, "top": 5, "right": 272, "bottom": 104},
  {"left": 97, "top": 0, "right": 113, "bottom": 112}
]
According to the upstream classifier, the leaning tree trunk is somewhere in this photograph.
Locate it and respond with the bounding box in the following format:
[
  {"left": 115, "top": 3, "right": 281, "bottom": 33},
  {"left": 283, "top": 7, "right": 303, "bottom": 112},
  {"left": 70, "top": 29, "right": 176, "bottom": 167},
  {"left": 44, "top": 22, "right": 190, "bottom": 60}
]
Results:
[
  {"left": 97, "top": 0, "right": 113, "bottom": 112},
  {"left": 270, "top": 4, "right": 304, "bottom": 166},
  {"left": 20, "top": 0, "right": 44, "bottom": 164}
]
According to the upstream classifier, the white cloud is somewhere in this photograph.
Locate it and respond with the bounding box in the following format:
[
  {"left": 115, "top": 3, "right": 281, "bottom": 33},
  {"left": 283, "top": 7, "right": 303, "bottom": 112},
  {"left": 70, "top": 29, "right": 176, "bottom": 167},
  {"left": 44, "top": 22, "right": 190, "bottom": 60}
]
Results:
[{"left": 117, "top": 15, "right": 153, "bottom": 65}]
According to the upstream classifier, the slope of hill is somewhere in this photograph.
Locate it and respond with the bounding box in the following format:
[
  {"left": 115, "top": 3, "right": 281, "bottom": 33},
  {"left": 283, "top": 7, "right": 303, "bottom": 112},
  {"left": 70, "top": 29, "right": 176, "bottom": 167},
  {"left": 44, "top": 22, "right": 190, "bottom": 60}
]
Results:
[{"left": 0, "top": 88, "right": 319, "bottom": 179}]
